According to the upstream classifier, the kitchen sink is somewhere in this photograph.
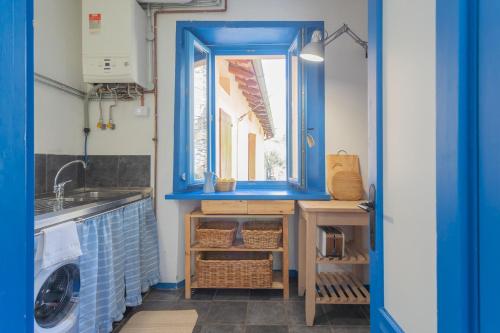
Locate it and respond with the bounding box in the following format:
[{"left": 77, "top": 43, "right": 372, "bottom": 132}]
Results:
[{"left": 35, "top": 188, "right": 148, "bottom": 217}]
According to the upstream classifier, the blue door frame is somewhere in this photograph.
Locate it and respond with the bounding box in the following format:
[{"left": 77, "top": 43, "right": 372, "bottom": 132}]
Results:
[
  {"left": 436, "top": 0, "right": 479, "bottom": 332},
  {"left": 0, "top": 0, "right": 486, "bottom": 331},
  {"left": 368, "top": 1, "right": 403, "bottom": 331},
  {"left": 0, "top": 0, "right": 34, "bottom": 332}
]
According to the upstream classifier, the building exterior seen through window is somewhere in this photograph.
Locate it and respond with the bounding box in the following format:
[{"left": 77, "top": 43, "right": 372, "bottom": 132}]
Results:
[
  {"left": 192, "top": 42, "right": 209, "bottom": 181},
  {"left": 214, "top": 56, "right": 287, "bottom": 181}
]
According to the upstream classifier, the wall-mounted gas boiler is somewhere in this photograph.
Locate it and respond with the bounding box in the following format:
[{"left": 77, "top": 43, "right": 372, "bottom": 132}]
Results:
[{"left": 82, "top": 0, "right": 147, "bottom": 88}]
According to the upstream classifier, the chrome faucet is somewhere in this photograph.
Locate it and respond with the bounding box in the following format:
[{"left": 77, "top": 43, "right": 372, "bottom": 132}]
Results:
[{"left": 53, "top": 160, "right": 87, "bottom": 200}]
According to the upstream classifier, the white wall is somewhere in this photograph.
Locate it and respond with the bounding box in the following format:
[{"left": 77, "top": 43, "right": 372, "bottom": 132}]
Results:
[
  {"left": 34, "top": 0, "right": 84, "bottom": 155},
  {"left": 152, "top": 0, "right": 368, "bottom": 283},
  {"left": 86, "top": 95, "right": 154, "bottom": 156},
  {"left": 382, "top": 0, "right": 437, "bottom": 332}
]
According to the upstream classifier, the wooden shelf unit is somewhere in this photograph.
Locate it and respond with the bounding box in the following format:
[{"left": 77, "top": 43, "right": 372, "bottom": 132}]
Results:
[
  {"left": 298, "top": 200, "right": 370, "bottom": 326},
  {"left": 315, "top": 272, "right": 370, "bottom": 304},
  {"left": 184, "top": 204, "right": 291, "bottom": 300},
  {"left": 191, "top": 271, "right": 284, "bottom": 289},
  {"left": 316, "top": 243, "right": 369, "bottom": 265},
  {"left": 191, "top": 239, "right": 284, "bottom": 252}
]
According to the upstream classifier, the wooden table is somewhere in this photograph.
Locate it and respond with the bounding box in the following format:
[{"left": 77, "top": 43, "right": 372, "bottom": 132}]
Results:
[
  {"left": 184, "top": 203, "right": 292, "bottom": 300},
  {"left": 298, "top": 200, "right": 370, "bottom": 326}
]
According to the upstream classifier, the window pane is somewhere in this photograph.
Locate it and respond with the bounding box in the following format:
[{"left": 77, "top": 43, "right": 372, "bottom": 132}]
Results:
[
  {"left": 290, "top": 48, "right": 299, "bottom": 180},
  {"left": 192, "top": 42, "right": 209, "bottom": 181},
  {"left": 215, "top": 56, "right": 286, "bottom": 181}
]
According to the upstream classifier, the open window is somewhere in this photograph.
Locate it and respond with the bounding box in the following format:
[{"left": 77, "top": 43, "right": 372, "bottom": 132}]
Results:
[{"left": 172, "top": 22, "right": 325, "bottom": 196}]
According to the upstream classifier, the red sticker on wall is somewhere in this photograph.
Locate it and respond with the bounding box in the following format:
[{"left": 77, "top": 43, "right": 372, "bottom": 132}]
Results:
[{"left": 89, "top": 13, "right": 101, "bottom": 32}]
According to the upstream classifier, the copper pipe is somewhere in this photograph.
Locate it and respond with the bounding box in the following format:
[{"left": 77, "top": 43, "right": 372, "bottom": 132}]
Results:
[{"left": 151, "top": 1, "right": 228, "bottom": 210}]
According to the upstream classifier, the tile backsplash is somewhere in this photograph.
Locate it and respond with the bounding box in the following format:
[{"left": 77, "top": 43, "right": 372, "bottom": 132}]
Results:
[
  {"left": 85, "top": 155, "right": 151, "bottom": 188},
  {"left": 35, "top": 154, "right": 151, "bottom": 195}
]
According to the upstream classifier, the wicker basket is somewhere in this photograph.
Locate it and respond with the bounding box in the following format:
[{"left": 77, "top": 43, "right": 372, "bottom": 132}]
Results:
[
  {"left": 195, "top": 221, "right": 238, "bottom": 248},
  {"left": 196, "top": 252, "right": 273, "bottom": 288},
  {"left": 331, "top": 170, "right": 364, "bottom": 201},
  {"left": 241, "top": 222, "right": 283, "bottom": 249},
  {"left": 215, "top": 180, "right": 237, "bottom": 192}
]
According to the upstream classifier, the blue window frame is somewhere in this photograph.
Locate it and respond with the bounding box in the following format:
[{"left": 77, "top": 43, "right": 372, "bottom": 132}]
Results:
[
  {"left": 171, "top": 21, "right": 326, "bottom": 196},
  {"left": 185, "top": 31, "right": 212, "bottom": 185},
  {"left": 287, "top": 30, "right": 304, "bottom": 187}
]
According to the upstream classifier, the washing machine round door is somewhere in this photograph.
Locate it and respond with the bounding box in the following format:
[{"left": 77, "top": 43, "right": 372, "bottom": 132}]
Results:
[{"left": 34, "top": 262, "right": 80, "bottom": 333}]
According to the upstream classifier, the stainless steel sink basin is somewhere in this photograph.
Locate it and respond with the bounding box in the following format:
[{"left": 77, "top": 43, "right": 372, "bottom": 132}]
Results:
[
  {"left": 68, "top": 191, "right": 125, "bottom": 201},
  {"left": 35, "top": 188, "right": 151, "bottom": 224}
]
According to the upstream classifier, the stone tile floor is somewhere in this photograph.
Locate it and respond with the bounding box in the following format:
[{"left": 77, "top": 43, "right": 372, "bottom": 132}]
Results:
[{"left": 113, "top": 280, "right": 370, "bottom": 333}]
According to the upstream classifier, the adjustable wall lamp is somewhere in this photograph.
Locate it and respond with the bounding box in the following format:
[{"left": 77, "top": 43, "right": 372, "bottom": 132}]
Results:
[{"left": 300, "top": 24, "right": 368, "bottom": 62}]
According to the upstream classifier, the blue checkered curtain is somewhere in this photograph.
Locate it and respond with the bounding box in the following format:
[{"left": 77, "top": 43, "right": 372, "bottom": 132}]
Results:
[
  {"left": 122, "top": 198, "right": 160, "bottom": 306},
  {"left": 77, "top": 209, "right": 126, "bottom": 333},
  {"left": 139, "top": 198, "right": 161, "bottom": 291},
  {"left": 76, "top": 198, "right": 160, "bottom": 332}
]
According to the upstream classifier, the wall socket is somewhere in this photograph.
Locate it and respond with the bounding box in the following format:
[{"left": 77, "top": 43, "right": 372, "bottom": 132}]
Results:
[{"left": 134, "top": 106, "right": 150, "bottom": 117}]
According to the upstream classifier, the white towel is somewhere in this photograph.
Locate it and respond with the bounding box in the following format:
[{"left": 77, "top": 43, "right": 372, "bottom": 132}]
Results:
[{"left": 41, "top": 221, "right": 82, "bottom": 269}]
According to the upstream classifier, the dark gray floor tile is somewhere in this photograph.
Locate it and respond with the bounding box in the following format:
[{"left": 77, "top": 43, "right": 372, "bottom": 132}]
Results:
[
  {"left": 171, "top": 301, "right": 212, "bottom": 324},
  {"left": 214, "top": 289, "right": 251, "bottom": 300},
  {"left": 245, "top": 325, "right": 288, "bottom": 333},
  {"left": 249, "top": 289, "right": 285, "bottom": 300},
  {"left": 146, "top": 289, "right": 180, "bottom": 301},
  {"left": 360, "top": 305, "right": 370, "bottom": 319},
  {"left": 184, "top": 288, "right": 216, "bottom": 301},
  {"left": 322, "top": 305, "right": 369, "bottom": 326},
  {"left": 331, "top": 327, "right": 370, "bottom": 333},
  {"left": 207, "top": 302, "right": 248, "bottom": 324},
  {"left": 193, "top": 325, "right": 203, "bottom": 333},
  {"left": 286, "top": 301, "right": 328, "bottom": 326},
  {"left": 246, "top": 301, "right": 287, "bottom": 325},
  {"left": 289, "top": 282, "right": 305, "bottom": 300},
  {"left": 201, "top": 324, "right": 246, "bottom": 333},
  {"left": 289, "top": 326, "right": 333, "bottom": 333},
  {"left": 135, "top": 300, "right": 177, "bottom": 311},
  {"left": 118, "top": 155, "right": 151, "bottom": 187}
]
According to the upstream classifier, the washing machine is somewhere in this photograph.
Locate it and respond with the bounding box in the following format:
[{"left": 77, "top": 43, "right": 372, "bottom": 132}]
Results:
[{"left": 34, "top": 232, "right": 80, "bottom": 333}]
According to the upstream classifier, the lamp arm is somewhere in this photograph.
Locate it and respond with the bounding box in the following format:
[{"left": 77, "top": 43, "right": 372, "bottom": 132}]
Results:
[{"left": 323, "top": 23, "right": 368, "bottom": 57}]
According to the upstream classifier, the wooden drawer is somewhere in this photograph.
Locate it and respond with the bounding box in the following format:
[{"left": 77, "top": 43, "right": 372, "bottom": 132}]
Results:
[
  {"left": 247, "top": 200, "right": 295, "bottom": 215},
  {"left": 201, "top": 200, "right": 247, "bottom": 214}
]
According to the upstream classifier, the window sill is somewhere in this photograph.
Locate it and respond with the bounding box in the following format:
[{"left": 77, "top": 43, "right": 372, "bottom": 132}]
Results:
[{"left": 165, "top": 188, "right": 331, "bottom": 201}]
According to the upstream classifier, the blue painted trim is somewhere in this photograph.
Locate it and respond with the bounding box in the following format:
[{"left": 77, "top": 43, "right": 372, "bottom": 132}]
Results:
[
  {"left": 165, "top": 188, "right": 330, "bottom": 201},
  {"left": 368, "top": 0, "right": 384, "bottom": 330},
  {"left": 0, "top": 0, "right": 34, "bottom": 331},
  {"left": 288, "top": 269, "right": 298, "bottom": 278},
  {"left": 212, "top": 46, "right": 289, "bottom": 55},
  {"left": 302, "top": 25, "right": 325, "bottom": 193},
  {"left": 185, "top": 31, "right": 212, "bottom": 185},
  {"left": 379, "top": 308, "right": 405, "bottom": 333},
  {"left": 286, "top": 32, "right": 304, "bottom": 188},
  {"left": 436, "top": 1, "right": 478, "bottom": 332},
  {"left": 173, "top": 25, "right": 188, "bottom": 192},
  {"left": 153, "top": 280, "right": 186, "bottom": 290}
]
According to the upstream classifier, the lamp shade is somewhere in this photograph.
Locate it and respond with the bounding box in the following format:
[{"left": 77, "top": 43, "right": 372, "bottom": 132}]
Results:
[{"left": 300, "top": 30, "right": 325, "bottom": 62}]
